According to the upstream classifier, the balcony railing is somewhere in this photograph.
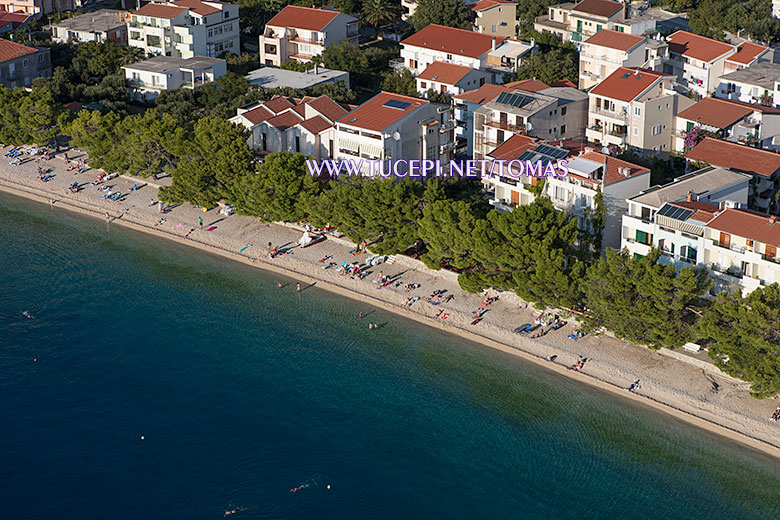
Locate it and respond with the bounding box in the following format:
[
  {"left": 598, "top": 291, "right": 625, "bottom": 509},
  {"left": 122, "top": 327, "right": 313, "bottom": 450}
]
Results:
[
  {"left": 290, "top": 36, "right": 324, "bottom": 45},
  {"left": 762, "top": 253, "right": 780, "bottom": 264},
  {"left": 590, "top": 106, "right": 628, "bottom": 122},
  {"left": 712, "top": 240, "right": 746, "bottom": 254},
  {"left": 484, "top": 119, "right": 524, "bottom": 132}
]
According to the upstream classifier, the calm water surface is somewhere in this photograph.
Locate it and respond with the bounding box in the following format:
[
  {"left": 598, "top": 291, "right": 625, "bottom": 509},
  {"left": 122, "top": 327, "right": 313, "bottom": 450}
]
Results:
[{"left": 2, "top": 193, "right": 780, "bottom": 520}]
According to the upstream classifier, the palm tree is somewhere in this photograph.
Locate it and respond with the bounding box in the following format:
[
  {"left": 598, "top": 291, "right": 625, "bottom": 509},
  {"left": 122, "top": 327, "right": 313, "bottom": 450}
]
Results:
[{"left": 362, "top": 0, "right": 400, "bottom": 29}]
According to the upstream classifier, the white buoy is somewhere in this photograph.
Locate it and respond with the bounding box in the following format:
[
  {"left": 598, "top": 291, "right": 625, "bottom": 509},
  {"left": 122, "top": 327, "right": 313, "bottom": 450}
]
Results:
[{"left": 140, "top": 435, "right": 145, "bottom": 440}]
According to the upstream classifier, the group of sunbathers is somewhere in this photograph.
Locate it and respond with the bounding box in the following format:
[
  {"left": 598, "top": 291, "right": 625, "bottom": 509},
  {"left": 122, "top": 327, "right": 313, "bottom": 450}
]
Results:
[
  {"left": 402, "top": 296, "right": 420, "bottom": 307},
  {"left": 427, "top": 290, "right": 453, "bottom": 305},
  {"left": 771, "top": 407, "right": 780, "bottom": 422},
  {"left": 568, "top": 356, "right": 588, "bottom": 371},
  {"left": 626, "top": 379, "right": 641, "bottom": 392}
]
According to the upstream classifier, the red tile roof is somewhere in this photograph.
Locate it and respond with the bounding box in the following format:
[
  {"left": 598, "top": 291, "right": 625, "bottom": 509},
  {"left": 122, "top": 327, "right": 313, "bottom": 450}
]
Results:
[
  {"left": 263, "top": 96, "right": 296, "bottom": 114},
  {"left": 266, "top": 110, "right": 303, "bottom": 131},
  {"left": 584, "top": 29, "right": 643, "bottom": 52},
  {"left": 337, "top": 91, "right": 425, "bottom": 132},
  {"left": 676, "top": 98, "right": 753, "bottom": 129},
  {"left": 685, "top": 137, "right": 780, "bottom": 178},
  {"left": 133, "top": 3, "right": 188, "bottom": 18},
  {"left": 300, "top": 115, "right": 332, "bottom": 134},
  {"left": 580, "top": 151, "right": 649, "bottom": 185},
  {"left": 707, "top": 208, "right": 780, "bottom": 247},
  {"left": 266, "top": 5, "right": 339, "bottom": 31},
  {"left": 589, "top": 67, "right": 666, "bottom": 102},
  {"left": 401, "top": 24, "right": 506, "bottom": 59},
  {"left": 572, "top": 0, "right": 623, "bottom": 17},
  {"left": 470, "top": 0, "right": 514, "bottom": 11},
  {"left": 549, "top": 78, "right": 577, "bottom": 88},
  {"left": 488, "top": 134, "right": 539, "bottom": 160},
  {"left": 0, "top": 11, "right": 31, "bottom": 27},
  {"left": 307, "top": 95, "right": 348, "bottom": 122},
  {"left": 667, "top": 31, "right": 734, "bottom": 63},
  {"left": 502, "top": 78, "right": 550, "bottom": 91},
  {"left": 0, "top": 39, "right": 37, "bottom": 63},
  {"left": 244, "top": 105, "right": 273, "bottom": 125},
  {"left": 727, "top": 41, "right": 768, "bottom": 65},
  {"left": 171, "top": 0, "right": 221, "bottom": 16},
  {"left": 418, "top": 61, "right": 473, "bottom": 85}
]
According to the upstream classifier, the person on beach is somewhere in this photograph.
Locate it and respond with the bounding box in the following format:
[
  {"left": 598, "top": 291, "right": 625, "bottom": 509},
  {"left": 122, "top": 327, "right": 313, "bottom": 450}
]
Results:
[
  {"left": 199, "top": 217, "right": 203, "bottom": 229},
  {"left": 296, "top": 283, "right": 301, "bottom": 292},
  {"left": 359, "top": 311, "right": 363, "bottom": 318},
  {"left": 105, "top": 212, "right": 111, "bottom": 222},
  {"left": 277, "top": 283, "right": 282, "bottom": 288},
  {"left": 63, "top": 152, "right": 69, "bottom": 163},
  {"left": 546, "top": 355, "right": 557, "bottom": 362},
  {"left": 185, "top": 228, "right": 195, "bottom": 239}
]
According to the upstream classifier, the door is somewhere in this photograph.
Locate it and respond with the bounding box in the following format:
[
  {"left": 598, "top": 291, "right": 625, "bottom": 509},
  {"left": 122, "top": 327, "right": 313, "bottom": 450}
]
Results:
[
  {"left": 576, "top": 20, "right": 582, "bottom": 33},
  {"left": 510, "top": 190, "right": 520, "bottom": 205},
  {"left": 720, "top": 232, "right": 731, "bottom": 248},
  {"left": 766, "top": 245, "right": 777, "bottom": 258},
  {"left": 499, "top": 112, "right": 507, "bottom": 125}
]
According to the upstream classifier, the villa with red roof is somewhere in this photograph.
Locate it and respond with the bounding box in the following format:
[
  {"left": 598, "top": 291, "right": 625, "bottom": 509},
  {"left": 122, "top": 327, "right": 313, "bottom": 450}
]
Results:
[
  {"left": 415, "top": 61, "right": 492, "bottom": 98},
  {"left": 665, "top": 31, "right": 768, "bottom": 98},
  {"left": 685, "top": 137, "right": 780, "bottom": 214},
  {"left": 230, "top": 95, "right": 352, "bottom": 160},
  {"left": 673, "top": 97, "right": 780, "bottom": 153},
  {"left": 587, "top": 66, "right": 695, "bottom": 155},
  {"left": 259, "top": 6, "right": 358, "bottom": 67},
  {"left": 400, "top": 24, "right": 508, "bottom": 79},
  {"left": 128, "top": 0, "right": 239, "bottom": 59},
  {"left": 578, "top": 29, "right": 668, "bottom": 89},
  {"left": 0, "top": 39, "right": 50, "bottom": 88},
  {"left": 332, "top": 92, "right": 456, "bottom": 174},
  {"left": 471, "top": 0, "right": 517, "bottom": 39}
]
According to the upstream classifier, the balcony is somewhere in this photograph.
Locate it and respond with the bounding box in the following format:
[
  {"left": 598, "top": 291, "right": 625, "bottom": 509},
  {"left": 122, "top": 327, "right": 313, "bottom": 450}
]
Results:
[
  {"left": 711, "top": 264, "right": 744, "bottom": 280},
  {"left": 440, "top": 120, "right": 456, "bottom": 132},
  {"left": 439, "top": 142, "right": 456, "bottom": 153},
  {"left": 581, "top": 53, "right": 623, "bottom": 65},
  {"left": 712, "top": 240, "right": 746, "bottom": 254},
  {"left": 762, "top": 253, "right": 780, "bottom": 264},
  {"left": 484, "top": 119, "right": 524, "bottom": 133},
  {"left": 290, "top": 35, "right": 324, "bottom": 45},
  {"left": 590, "top": 106, "right": 628, "bottom": 122}
]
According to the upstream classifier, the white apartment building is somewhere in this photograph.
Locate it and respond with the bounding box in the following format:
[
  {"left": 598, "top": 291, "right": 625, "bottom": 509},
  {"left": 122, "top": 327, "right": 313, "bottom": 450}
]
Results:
[
  {"left": 533, "top": 0, "right": 626, "bottom": 44},
  {"left": 128, "top": 0, "right": 240, "bottom": 59},
  {"left": 473, "top": 87, "right": 588, "bottom": 161},
  {"left": 579, "top": 29, "right": 668, "bottom": 89},
  {"left": 259, "top": 6, "right": 358, "bottom": 67},
  {"left": 122, "top": 55, "right": 225, "bottom": 100},
  {"left": 685, "top": 137, "right": 780, "bottom": 215},
  {"left": 704, "top": 208, "right": 780, "bottom": 295},
  {"left": 587, "top": 66, "right": 694, "bottom": 155},
  {"left": 716, "top": 62, "right": 780, "bottom": 107},
  {"left": 230, "top": 95, "right": 350, "bottom": 160},
  {"left": 489, "top": 143, "right": 651, "bottom": 251},
  {"left": 774, "top": 0, "right": 780, "bottom": 18},
  {"left": 674, "top": 97, "right": 780, "bottom": 153},
  {"left": 50, "top": 9, "right": 128, "bottom": 45},
  {"left": 333, "top": 91, "right": 456, "bottom": 175},
  {"left": 664, "top": 31, "right": 768, "bottom": 98},
  {"left": 471, "top": 0, "right": 517, "bottom": 39},
  {"left": 621, "top": 166, "right": 751, "bottom": 265},
  {"left": 415, "top": 61, "right": 491, "bottom": 97},
  {"left": 400, "top": 24, "right": 505, "bottom": 81}
]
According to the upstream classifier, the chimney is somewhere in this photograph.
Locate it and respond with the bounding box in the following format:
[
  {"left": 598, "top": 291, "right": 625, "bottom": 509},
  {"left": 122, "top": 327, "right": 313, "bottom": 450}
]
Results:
[
  {"left": 686, "top": 190, "right": 693, "bottom": 202},
  {"left": 492, "top": 37, "right": 496, "bottom": 51}
]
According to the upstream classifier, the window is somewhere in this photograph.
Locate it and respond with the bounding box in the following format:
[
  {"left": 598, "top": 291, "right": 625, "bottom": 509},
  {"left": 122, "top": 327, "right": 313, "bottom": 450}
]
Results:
[
  {"left": 767, "top": 245, "right": 777, "bottom": 258},
  {"left": 634, "top": 107, "right": 640, "bottom": 116},
  {"left": 633, "top": 127, "right": 638, "bottom": 136},
  {"left": 22, "top": 58, "right": 28, "bottom": 68},
  {"left": 560, "top": 124, "right": 566, "bottom": 134},
  {"left": 446, "top": 53, "right": 452, "bottom": 60},
  {"left": 265, "top": 44, "right": 276, "bottom": 54},
  {"left": 420, "top": 81, "right": 426, "bottom": 89},
  {"left": 496, "top": 129, "right": 504, "bottom": 142},
  {"left": 492, "top": 24, "right": 497, "bottom": 33},
  {"left": 561, "top": 106, "right": 566, "bottom": 116},
  {"left": 224, "top": 10, "right": 229, "bottom": 19},
  {"left": 641, "top": 207, "right": 651, "bottom": 221},
  {"left": 652, "top": 124, "right": 661, "bottom": 135},
  {"left": 554, "top": 186, "right": 567, "bottom": 200}
]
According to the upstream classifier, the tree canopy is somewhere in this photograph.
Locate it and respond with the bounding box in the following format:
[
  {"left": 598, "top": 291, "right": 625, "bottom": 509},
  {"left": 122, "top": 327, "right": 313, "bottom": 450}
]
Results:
[
  {"left": 512, "top": 48, "right": 578, "bottom": 85},
  {"left": 696, "top": 284, "right": 780, "bottom": 398},
  {"left": 408, "top": 0, "right": 472, "bottom": 32}
]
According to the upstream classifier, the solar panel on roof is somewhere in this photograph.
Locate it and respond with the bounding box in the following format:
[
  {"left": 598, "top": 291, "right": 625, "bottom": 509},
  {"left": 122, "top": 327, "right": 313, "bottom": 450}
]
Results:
[
  {"left": 383, "top": 99, "right": 412, "bottom": 110},
  {"left": 496, "top": 91, "right": 533, "bottom": 108},
  {"left": 657, "top": 204, "right": 694, "bottom": 221},
  {"left": 535, "top": 144, "right": 568, "bottom": 159}
]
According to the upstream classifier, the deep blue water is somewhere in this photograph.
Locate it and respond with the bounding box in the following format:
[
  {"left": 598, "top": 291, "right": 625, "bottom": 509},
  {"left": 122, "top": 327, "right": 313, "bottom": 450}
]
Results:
[{"left": 2, "top": 192, "right": 780, "bottom": 520}]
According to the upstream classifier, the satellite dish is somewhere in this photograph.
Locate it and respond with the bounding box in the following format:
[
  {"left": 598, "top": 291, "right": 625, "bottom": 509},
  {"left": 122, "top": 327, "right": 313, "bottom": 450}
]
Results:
[
  {"left": 393, "top": 131, "right": 401, "bottom": 141},
  {"left": 525, "top": 122, "right": 533, "bottom": 131}
]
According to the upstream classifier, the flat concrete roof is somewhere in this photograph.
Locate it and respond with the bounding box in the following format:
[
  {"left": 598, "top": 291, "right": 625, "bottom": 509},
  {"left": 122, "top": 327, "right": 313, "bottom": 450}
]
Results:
[
  {"left": 720, "top": 62, "right": 780, "bottom": 90},
  {"left": 123, "top": 55, "right": 224, "bottom": 73},
  {"left": 51, "top": 9, "right": 125, "bottom": 32},
  {"left": 630, "top": 166, "right": 751, "bottom": 208},
  {"left": 245, "top": 66, "right": 348, "bottom": 89}
]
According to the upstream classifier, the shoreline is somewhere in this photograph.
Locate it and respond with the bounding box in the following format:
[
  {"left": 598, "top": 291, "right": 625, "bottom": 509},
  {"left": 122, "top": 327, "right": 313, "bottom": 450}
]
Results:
[{"left": 2, "top": 158, "right": 779, "bottom": 461}]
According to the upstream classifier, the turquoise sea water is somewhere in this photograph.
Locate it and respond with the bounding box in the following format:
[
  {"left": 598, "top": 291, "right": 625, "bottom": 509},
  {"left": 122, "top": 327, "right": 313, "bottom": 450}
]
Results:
[{"left": 2, "top": 192, "right": 780, "bottom": 520}]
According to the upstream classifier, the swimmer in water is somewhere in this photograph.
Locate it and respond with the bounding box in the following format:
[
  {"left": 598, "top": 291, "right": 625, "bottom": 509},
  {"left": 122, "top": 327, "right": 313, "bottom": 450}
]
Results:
[{"left": 22, "top": 310, "right": 33, "bottom": 319}]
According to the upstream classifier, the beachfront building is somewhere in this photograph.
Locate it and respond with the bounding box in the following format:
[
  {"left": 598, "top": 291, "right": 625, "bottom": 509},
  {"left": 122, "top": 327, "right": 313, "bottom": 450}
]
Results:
[
  {"left": 620, "top": 166, "right": 751, "bottom": 265},
  {"left": 703, "top": 208, "right": 780, "bottom": 295},
  {"left": 586, "top": 66, "right": 693, "bottom": 155},
  {"left": 0, "top": 39, "right": 51, "bottom": 88},
  {"left": 230, "top": 95, "right": 350, "bottom": 160},
  {"left": 128, "top": 0, "right": 240, "bottom": 59},
  {"left": 244, "top": 65, "right": 349, "bottom": 90},
  {"left": 0, "top": 0, "right": 74, "bottom": 15},
  {"left": 487, "top": 141, "right": 650, "bottom": 251},
  {"left": 453, "top": 79, "right": 551, "bottom": 155},
  {"left": 258, "top": 6, "right": 358, "bottom": 67},
  {"left": 415, "top": 61, "right": 492, "bottom": 97},
  {"left": 673, "top": 97, "right": 780, "bottom": 153},
  {"left": 471, "top": 0, "right": 517, "bottom": 39},
  {"left": 122, "top": 55, "right": 226, "bottom": 100},
  {"left": 715, "top": 62, "right": 780, "bottom": 107},
  {"left": 333, "top": 91, "right": 456, "bottom": 175},
  {"left": 50, "top": 9, "right": 128, "bottom": 45},
  {"left": 684, "top": 137, "right": 780, "bottom": 215},
  {"left": 578, "top": 29, "right": 668, "bottom": 89},
  {"left": 472, "top": 86, "right": 588, "bottom": 161}
]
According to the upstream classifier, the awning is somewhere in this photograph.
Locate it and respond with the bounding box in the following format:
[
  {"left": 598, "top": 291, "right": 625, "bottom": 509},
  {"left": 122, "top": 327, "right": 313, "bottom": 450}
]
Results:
[
  {"left": 338, "top": 139, "right": 360, "bottom": 153},
  {"left": 361, "top": 143, "right": 383, "bottom": 159}
]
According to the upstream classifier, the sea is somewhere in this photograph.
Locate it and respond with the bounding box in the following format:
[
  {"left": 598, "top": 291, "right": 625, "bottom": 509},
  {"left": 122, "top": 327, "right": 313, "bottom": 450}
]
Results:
[{"left": 2, "top": 192, "right": 780, "bottom": 520}]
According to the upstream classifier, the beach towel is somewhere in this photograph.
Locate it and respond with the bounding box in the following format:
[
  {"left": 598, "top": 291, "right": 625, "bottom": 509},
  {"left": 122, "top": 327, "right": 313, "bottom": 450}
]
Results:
[
  {"left": 239, "top": 245, "right": 250, "bottom": 252},
  {"left": 207, "top": 226, "right": 216, "bottom": 231},
  {"left": 176, "top": 223, "right": 184, "bottom": 229}
]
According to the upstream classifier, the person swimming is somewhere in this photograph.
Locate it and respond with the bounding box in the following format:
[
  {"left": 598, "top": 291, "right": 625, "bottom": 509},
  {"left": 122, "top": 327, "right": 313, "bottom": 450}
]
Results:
[{"left": 22, "top": 310, "right": 33, "bottom": 319}]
